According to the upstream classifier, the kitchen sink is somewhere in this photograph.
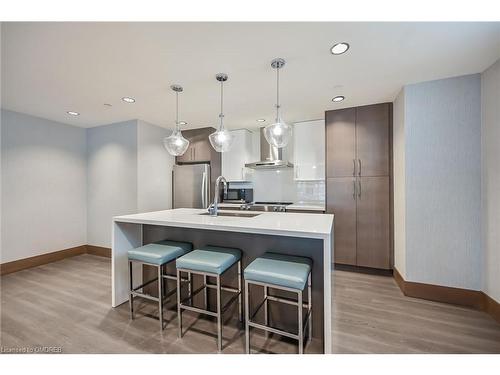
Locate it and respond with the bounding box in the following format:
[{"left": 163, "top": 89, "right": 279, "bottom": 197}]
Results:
[{"left": 199, "top": 212, "right": 261, "bottom": 218}]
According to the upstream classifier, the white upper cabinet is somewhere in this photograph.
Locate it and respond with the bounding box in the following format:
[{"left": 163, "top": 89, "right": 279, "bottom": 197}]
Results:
[
  {"left": 293, "top": 120, "right": 325, "bottom": 181},
  {"left": 222, "top": 129, "right": 255, "bottom": 182}
]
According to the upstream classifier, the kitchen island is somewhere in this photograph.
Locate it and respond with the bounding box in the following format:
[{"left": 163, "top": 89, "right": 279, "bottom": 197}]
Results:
[{"left": 112, "top": 208, "right": 334, "bottom": 353}]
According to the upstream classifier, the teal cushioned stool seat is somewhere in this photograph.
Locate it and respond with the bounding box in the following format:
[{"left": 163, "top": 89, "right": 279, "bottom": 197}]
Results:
[
  {"left": 176, "top": 245, "right": 241, "bottom": 275},
  {"left": 128, "top": 240, "right": 193, "bottom": 265},
  {"left": 244, "top": 252, "right": 312, "bottom": 290}
]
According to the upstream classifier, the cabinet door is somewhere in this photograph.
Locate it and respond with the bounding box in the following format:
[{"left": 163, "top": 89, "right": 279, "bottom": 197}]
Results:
[
  {"left": 192, "top": 139, "right": 212, "bottom": 162},
  {"left": 356, "top": 104, "right": 390, "bottom": 176},
  {"left": 175, "top": 145, "right": 193, "bottom": 163},
  {"left": 326, "top": 177, "right": 357, "bottom": 265},
  {"left": 294, "top": 120, "right": 325, "bottom": 181},
  {"left": 222, "top": 129, "right": 252, "bottom": 181},
  {"left": 356, "top": 176, "right": 390, "bottom": 269},
  {"left": 326, "top": 108, "right": 356, "bottom": 178},
  {"left": 175, "top": 128, "right": 213, "bottom": 163}
]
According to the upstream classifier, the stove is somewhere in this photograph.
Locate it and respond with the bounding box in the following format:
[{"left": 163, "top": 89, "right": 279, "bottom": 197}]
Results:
[{"left": 243, "top": 201, "right": 293, "bottom": 212}]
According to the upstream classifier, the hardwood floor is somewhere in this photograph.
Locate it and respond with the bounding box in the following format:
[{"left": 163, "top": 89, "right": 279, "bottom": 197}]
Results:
[{"left": 1, "top": 254, "right": 499, "bottom": 354}]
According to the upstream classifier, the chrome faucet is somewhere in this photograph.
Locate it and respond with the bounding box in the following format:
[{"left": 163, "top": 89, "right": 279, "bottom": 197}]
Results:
[{"left": 207, "top": 176, "right": 227, "bottom": 217}]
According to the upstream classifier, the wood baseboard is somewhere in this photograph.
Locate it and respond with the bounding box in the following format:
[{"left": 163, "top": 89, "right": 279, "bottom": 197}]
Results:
[
  {"left": 86, "top": 245, "right": 111, "bottom": 258},
  {"left": 335, "top": 263, "right": 393, "bottom": 276},
  {"left": 483, "top": 292, "right": 500, "bottom": 324},
  {"left": 0, "top": 245, "right": 87, "bottom": 275},
  {"left": 394, "top": 268, "right": 500, "bottom": 324},
  {"left": 1, "top": 244, "right": 112, "bottom": 275}
]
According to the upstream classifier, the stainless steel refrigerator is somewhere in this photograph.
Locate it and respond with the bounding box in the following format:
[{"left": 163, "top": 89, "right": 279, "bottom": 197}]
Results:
[{"left": 172, "top": 164, "right": 211, "bottom": 209}]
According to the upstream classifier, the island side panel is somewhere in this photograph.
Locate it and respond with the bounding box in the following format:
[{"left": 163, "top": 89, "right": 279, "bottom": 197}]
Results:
[
  {"left": 112, "top": 221, "right": 143, "bottom": 307},
  {"left": 323, "top": 225, "right": 333, "bottom": 354},
  {"left": 142, "top": 225, "right": 325, "bottom": 350}
]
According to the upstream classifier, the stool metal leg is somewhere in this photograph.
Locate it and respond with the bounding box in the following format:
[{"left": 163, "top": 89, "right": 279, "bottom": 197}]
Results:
[
  {"left": 297, "top": 290, "right": 303, "bottom": 354},
  {"left": 264, "top": 285, "right": 269, "bottom": 338},
  {"left": 238, "top": 261, "right": 243, "bottom": 322},
  {"left": 129, "top": 260, "right": 134, "bottom": 320},
  {"left": 203, "top": 275, "right": 208, "bottom": 310},
  {"left": 244, "top": 280, "right": 250, "bottom": 354},
  {"left": 308, "top": 273, "right": 312, "bottom": 342},
  {"left": 177, "top": 269, "right": 182, "bottom": 338},
  {"left": 216, "top": 274, "right": 222, "bottom": 352},
  {"left": 162, "top": 264, "right": 168, "bottom": 302},
  {"left": 157, "top": 265, "right": 163, "bottom": 330}
]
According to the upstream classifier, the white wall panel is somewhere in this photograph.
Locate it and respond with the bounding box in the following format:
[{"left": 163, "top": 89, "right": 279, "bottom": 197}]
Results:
[
  {"left": 393, "top": 88, "right": 407, "bottom": 278},
  {"left": 86, "top": 120, "right": 138, "bottom": 248},
  {"left": 481, "top": 59, "right": 500, "bottom": 303},
  {"left": 404, "top": 74, "right": 482, "bottom": 290},
  {"left": 137, "top": 120, "right": 173, "bottom": 212},
  {"left": 1, "top": 110, "right": 87, "bottom": 262}
]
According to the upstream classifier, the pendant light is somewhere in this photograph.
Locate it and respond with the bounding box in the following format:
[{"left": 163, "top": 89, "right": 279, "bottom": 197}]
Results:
[
  {"left": 209, "top": 73, "right": 234, "bottom": 152},
  {"left": 163, "top": 85, "right": 190, "bottom": 156},
  {"left": 263, "top": 58, "right": 292, "bottom": 148}
]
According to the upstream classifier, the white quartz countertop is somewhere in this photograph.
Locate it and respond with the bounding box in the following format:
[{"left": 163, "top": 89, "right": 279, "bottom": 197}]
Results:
[{"left": 114, "top": 208, "right": 333, "bottom": 239}]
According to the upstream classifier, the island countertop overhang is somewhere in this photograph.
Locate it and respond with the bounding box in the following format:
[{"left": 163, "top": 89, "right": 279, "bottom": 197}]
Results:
[{"left": 113, "top": 208, "right": 334, "bottom": 239}]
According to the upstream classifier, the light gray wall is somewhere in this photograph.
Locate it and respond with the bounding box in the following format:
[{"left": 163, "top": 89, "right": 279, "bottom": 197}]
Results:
[
  {"left": 392, "top": 88, "right": 406, "bottom": 278},
  {"left": 87, "top": 120, "right": 138, "bottom": 248},
  {"left": 1, "top": 110, "right": 87, "bottom": 263},
  {"left": 403, "top": 74, "right": 482, "bottom": 290},
  {"left": 87, "top": 119, "right": 174, "bottom": 248},
  {"left": 481, "top": 59, "right": 500, "bottom": 303},
  {"left": 137, "top": 120, "right": 173, "bottom": 212}
]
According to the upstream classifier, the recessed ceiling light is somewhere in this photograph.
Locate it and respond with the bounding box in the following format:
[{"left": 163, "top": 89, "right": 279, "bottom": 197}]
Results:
[
  {"left": 330, "top": 42, "right": 349, "bottom": 55},
  {"left": 332, "top": 96, "right": 345, "bottom": 102},
  {"left": 179, "top": 121, "right": 187, "bottom": 125},
  {"left": 67, "top": 111, "right": 80, "bottom": 116},
  {"left": 257, "top": 119, "right": 266, "bottom": 122},
  {"left": 122, "top": 97, "right": 136, "bottom": 103}
]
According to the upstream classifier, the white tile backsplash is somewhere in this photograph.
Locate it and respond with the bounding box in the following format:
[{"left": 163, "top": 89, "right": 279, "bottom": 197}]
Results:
[{"left": 229, "top": 168, "right": 325, "bottom": 203}]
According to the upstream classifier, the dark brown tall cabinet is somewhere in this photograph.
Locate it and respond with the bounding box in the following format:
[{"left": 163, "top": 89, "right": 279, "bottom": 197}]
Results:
[{"left": 326, "top": 103, "right": 392, "bottom": 270}]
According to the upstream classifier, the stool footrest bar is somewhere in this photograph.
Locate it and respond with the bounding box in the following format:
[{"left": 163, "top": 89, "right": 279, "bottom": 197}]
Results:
[
  {"left": 248, "top": 320, "right": 299, "bottom": 340},
  {"left": 179, "top": 303, "right": 218, "bottom": 317},
  {"left": 132, "top": 277, "right": 158, "bottom": 292}
]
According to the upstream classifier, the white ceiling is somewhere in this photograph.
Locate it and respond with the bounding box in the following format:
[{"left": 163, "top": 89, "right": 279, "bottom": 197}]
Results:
[{"left": 2, "top": 22, "right": 500, "bottom": 130}]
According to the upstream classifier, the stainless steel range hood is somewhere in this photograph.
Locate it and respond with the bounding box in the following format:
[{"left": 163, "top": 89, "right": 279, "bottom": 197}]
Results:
[{"left": 245, "top": 128, "right": 293, "bottom": 169}]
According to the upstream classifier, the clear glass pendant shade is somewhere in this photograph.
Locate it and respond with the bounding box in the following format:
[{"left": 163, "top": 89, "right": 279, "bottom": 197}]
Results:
[
  {"left": 209, "top": 127, "right": 234, "bottom": 152},
  {"left": 163, "top": 84, "right": 190, "bottom": 156},
  {"left": 264, "top": 58, "right": 292, "bottom": 148},
  {"left": 264, "top": 119, "right": 292, "bottom": 148},
  {"left": 163, "top": 128, "right": 189, "bottom": 156},
  {"left": 210, "top": 73, "right": 234, "bottom": 152}
]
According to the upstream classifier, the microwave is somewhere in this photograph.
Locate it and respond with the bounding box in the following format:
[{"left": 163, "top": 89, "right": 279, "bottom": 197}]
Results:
[{"left": 222, "top": 188, "right": 253, "bottom": 203}]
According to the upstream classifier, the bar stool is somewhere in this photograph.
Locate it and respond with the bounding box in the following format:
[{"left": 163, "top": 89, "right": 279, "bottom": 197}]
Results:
[
  {"left": 175, "top": 245, "right": 242, "bottom": 352},
  {"left": 128, "top": 240, "right": 193, "bottom": 330},
  {"left": 243, "top": 253, "right": 312, "bottom": 354}
]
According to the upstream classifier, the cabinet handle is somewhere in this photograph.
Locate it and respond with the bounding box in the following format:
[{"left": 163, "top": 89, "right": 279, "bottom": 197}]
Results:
[
  {"left": 358, "top": 179, "right": 361, "bottom": 199},
  {"left": 358, "top": 159, "right": 361, "bottom": 176},
  {"left": 193, "top": 148, "right": 196, "bottom": 160},
  {"left": 295, "top": 166, "right": 299, "bottom": 179},
  {"left": 241, "top": 167, "right": 244, "bottom": 180},
  {"left": 353, "top": 180, "right": 356, "bottom": 200},
  {"left": 353, "top": 159, "right": 356, "bottom": 176}
]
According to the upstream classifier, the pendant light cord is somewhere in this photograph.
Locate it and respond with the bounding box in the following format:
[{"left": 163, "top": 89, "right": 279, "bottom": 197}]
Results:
[
  {"left": 175, "top": 91, "right": 180, "bottom": 131},
  {"left": 219, "top": 80, "right": 224, "bottom": 130},
  {"left": 276, "top": 66, "right": 280, "bottom": 122}
]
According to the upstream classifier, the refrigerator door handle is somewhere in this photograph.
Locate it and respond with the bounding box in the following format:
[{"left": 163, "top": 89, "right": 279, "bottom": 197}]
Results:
[{"left": 201, "top": 171, "right": 206, "bottom": 208}]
